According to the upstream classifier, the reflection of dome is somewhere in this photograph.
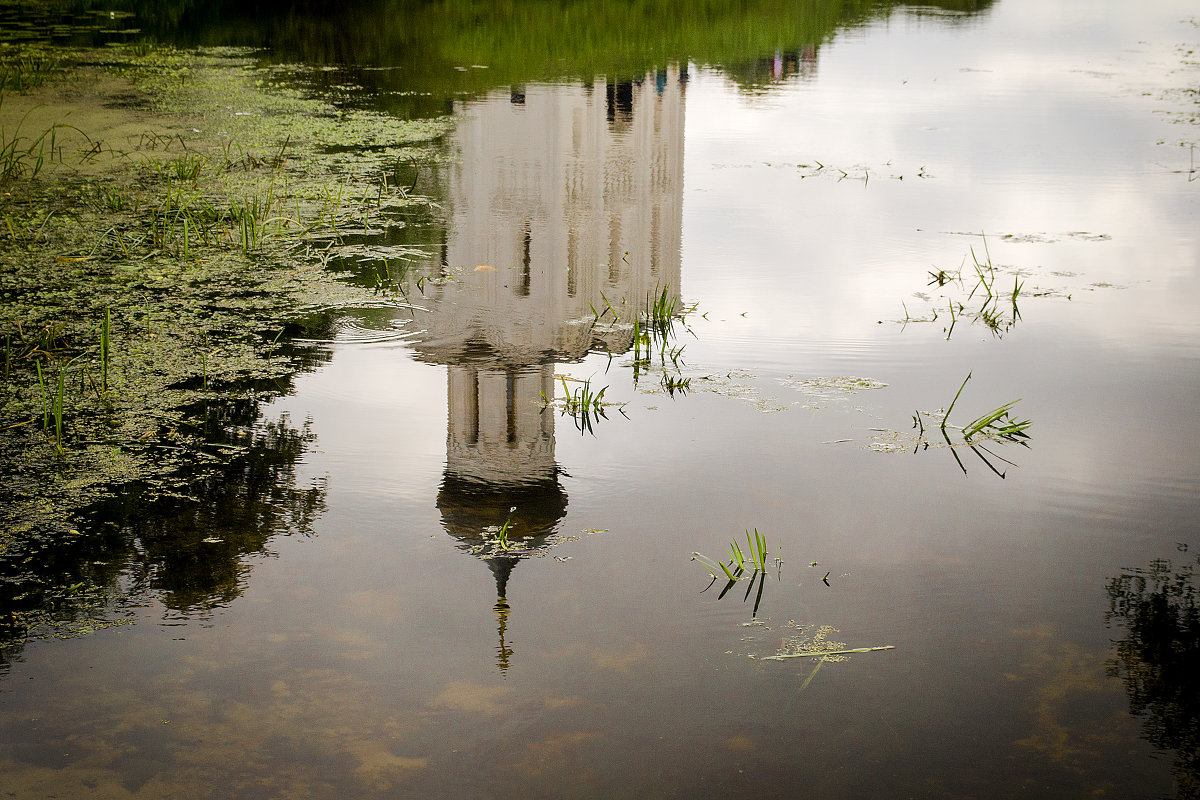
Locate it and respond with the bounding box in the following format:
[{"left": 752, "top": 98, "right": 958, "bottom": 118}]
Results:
[
  {"left": 437, "top": 472, "right": 569, "bottom": 674},
  {"left": 437, "top": 471, "right": 568, "bottom": 550}
]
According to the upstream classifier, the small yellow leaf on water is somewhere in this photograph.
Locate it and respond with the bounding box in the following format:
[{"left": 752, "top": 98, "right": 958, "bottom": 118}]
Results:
[{"left": 474, "top": 265, "right": 495, "bottom": 271}]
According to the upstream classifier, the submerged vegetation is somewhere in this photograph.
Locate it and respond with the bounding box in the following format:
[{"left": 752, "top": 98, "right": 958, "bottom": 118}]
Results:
[{"left": 0, "top": 38, "right": 448, "bottom": 646}]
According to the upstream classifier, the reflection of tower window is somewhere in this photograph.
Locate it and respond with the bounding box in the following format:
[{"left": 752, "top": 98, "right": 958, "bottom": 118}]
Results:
[
  {"left": 518, "top": 222, "right": 531, "bottom": 297},
  {"left": 505, "top": 370, "right": 517, "bottom": 445},
  {"left": 466, "top": 367, "right": 480, "bottom": 446},
  {"left": 606, "top": 80, "right": 633, "bottom": 130}
]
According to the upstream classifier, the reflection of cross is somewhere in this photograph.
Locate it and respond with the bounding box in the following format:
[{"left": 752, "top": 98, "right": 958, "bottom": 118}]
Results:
[
  {"left": 494, "top": 598, "right": 513, "bottom": 674},
  {"left": 438, "top": 476, "right": 567, "bottom": 676},
  {"left": 488, "top": 556, "right": 515, "bottom": 673}
]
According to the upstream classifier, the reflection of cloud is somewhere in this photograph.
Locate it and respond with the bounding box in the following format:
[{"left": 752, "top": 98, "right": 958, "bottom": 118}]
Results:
[
  {"left": 428, "top": 680, "right": 514, "bottom": 715},
  {"left": 682, "top": 13, "right": 1200, "bottom": 348},
  {"left": 592, "top": 641, "right": 649, "bottom": 675},
  {"left": 543, "top": 693, "right": 587, "bottom": 710},
  {"left": 352, "top": 746, "right": 428, "bottom": 791},
  {"left": 512, "top": 731, "right": 599, "bottom": 778}
]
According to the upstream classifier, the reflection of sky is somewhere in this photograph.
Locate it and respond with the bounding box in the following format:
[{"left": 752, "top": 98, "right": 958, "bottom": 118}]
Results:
[
  {"left": 8, "top": 5, "right": 1200, "bottom": 797},
  {"left": 683, "top": 0, "right": 1200, "bottom": 353}
]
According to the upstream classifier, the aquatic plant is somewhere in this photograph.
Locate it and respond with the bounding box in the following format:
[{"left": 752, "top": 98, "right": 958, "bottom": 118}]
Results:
[
  {"left": 904, "top": 234, "right": 1029, "bottom": 339},
  {"left": 908, "top": 373, "right": 1032, "bottom": 477},
  {"left": 542, "top": 377, "right": 625, "bottom": 435},
  {"left": 941, "top": 373, "right": 1030, "bottom": 442},
  {"left": 152, "top": 152, "right": 205, "bottom": 182},
  {"left": 692, "top": 528, "right": 772, "bottom": 581},
  {"left": 0, "top": 52, "right": 58, "bottom": 94},
  {"left": 0, "top": 115, "right": 56, "bottom": 183},
  {"left": 962, "top": 400, "right": 1031, "bottom": 441}
]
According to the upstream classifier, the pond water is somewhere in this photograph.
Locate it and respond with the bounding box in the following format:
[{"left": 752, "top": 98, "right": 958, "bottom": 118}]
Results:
[{"left": 3, "top": 0, "right": 1200, "bottom": 797}]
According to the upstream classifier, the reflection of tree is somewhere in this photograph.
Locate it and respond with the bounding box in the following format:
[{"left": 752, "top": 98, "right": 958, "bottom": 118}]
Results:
[
  {"left": 110, "top": 0, "right": 995, "bottom": 114},
  {"left": 1106, "top": 555, "right": 1200, "bottom": 798},
  {"left": 0, "top": 366, "right": 328, "bottom": 660},
  {"left": 119, "top": 413, "right": 326, "bottom": 614}
]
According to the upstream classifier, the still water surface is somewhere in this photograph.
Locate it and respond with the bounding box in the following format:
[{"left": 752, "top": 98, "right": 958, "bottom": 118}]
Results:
[{"left": 3, "top": 0, "right": 1200, "bottom": 797}]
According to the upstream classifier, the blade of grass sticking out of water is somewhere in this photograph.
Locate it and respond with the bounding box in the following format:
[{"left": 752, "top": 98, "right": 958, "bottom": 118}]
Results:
[
  {"left": 941, "top": 372, "right": 971, "bottom": 432},
  {"left": 691, "top": 552, "right": 723, "bottom": 579},
  {"left": 54, "top": 363, "right": 65, "bottom": 455},
  {"left": 962, "top": 400, "right": 1030, "bottom": 440},
  {"left": 496, "top": 506, "right": 516, "bottom": 551},
  {"left": 36, "top": 359, "right": 49, "bottom": 430},
  {"left": 747, "top": 528, "right": 767, "bottom": 572},
  {"left": 99, "top": 308, "right": 109, "bottom": 394},
  {"left": 728, "top": 540, "right": 745, "bottom": 571}
]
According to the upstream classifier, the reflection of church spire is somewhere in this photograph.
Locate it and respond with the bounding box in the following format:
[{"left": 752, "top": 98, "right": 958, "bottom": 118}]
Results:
[
  {"left": 489, "top": 556, "right": 516, "bottom": 674},
  {"left": 423, "top": 66, "right": 686, "bottom": 674}
]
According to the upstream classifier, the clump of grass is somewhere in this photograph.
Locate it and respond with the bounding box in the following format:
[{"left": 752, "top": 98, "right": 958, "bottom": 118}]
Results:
[
  {"left": 693, "top": 529, "right": 772, "bottom": 582},
  {"left": 542, "top": 376, "right": 625, "bottom": 435},
  {"left": 646, "top": 282, "right": 677, "bottom": 329},
  {"left": 940, "top": 373, "right": 1030, "bottom": 442},
  {"left": 914, "top": 373, "right": 1032, "bottom": 477},
  {"left": 0, "top": 117, "right": 76, "bottom": 184},
  {"left": 157, "top": 152, "right": 205, "bottom": 182},
  {"left": 629, "top": 283, "right": 697, "bottom": 393},
  {"left": 0, "top": 52, "right": 59, "bottom": 94},
  {"left": 912, "top": 233, "right": 1027, "bottom": 339},
  {"left": 693, "top": 530, "right": 780, "bottom": 616},
  {"left": 660, "top": 373, "right": 690, "bottom": 396},
  {"left": 962, "top": 400, "right": 1031, "bottom": 441}
]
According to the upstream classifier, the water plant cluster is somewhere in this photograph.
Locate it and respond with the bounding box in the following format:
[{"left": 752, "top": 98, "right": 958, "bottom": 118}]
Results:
[
  {"left": 905, "top": 234, "right": 1031, "bottom": 339},
  {"left": 540, "top": 376, "right": 624, "bottom": 435},
  {"left": 631, "top": 283, "right": 695, "bottom": 395},
  {"left": 692, "top": 529, "right": 782, "bottom": 616},
  {"left": 909, "top": 372, "right": 1032, "bottom": 477},
  {"left": 0, "top": 40, "right": 448, "bottom": 643},
  {"left": 540, "top": 282, "right": 696, "bottom": 435}
]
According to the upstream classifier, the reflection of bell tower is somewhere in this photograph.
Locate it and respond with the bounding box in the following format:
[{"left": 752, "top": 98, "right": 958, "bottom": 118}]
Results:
[
  {"left": 418, "top": 67, "right": 686, "bottom": 672},
  {"left": 446, "top": 364, "right": 556, "bottom": 486}
]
